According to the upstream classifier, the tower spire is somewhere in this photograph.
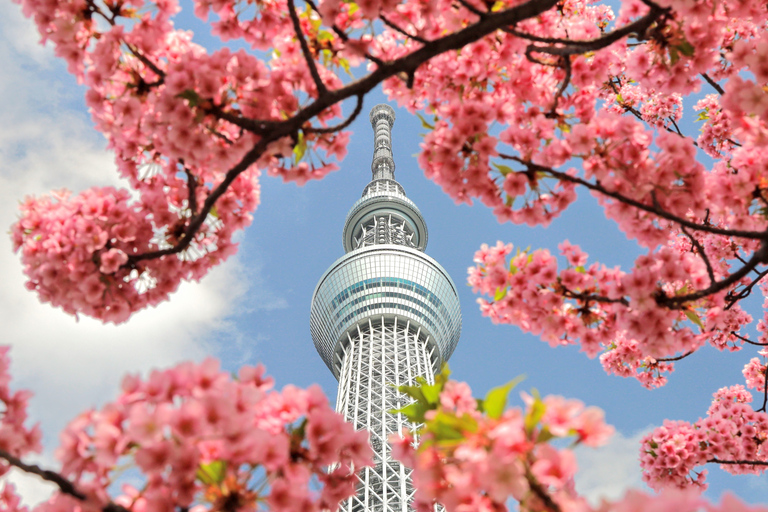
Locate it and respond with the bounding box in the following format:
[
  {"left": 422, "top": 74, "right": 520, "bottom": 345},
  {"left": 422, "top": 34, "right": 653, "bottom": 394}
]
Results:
[{"left": 370, "top": 104, "right": 396, "bottom": 181}]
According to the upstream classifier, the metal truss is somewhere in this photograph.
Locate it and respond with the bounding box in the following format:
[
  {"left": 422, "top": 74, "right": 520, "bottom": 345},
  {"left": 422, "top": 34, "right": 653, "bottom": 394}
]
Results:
[{"left": 335, "top": 316, "right": 438, "bottom": 512}]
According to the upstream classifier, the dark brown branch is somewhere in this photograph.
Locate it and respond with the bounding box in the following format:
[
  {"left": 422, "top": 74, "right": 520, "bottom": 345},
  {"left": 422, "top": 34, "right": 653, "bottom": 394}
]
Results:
[
  {"left": 708, "top": 458, "right": 768, "bottom": 466},
  {"left": 304, "top": 94, "right": 364, "bottom": 135},
  {"left": 521, "top": 4, "right": 667, "bottom": 57},
  {"left": 701, "top": 73, "right": 725, "bottom": 95},
  {"left": 681, "top": 226, "right": 715, "bottom": 285},
  {"left": 126, "top": 0, "right": 566, "bottom": 264},
  {"left": 731, "top": 332, "right": 768, "bottom": 347},
  {"left": 660, "top": 248, "right": 767, "bottom": 306},
  {"left": 524, "top": 462, "right": 563, "bottom": 512},
  {"left": 724, "top": 268, "right": 768, "bottom": 310},
  {"left": 0, "top": 448, "right": 86, "bottom": 500},
  {"left": 183, "top": 166, "right": 198, "bottom": 216},
  {"left": 657, "top": 349, "right": 695, "bottom": 362},
  {"left": 759, "top": 363, "right": 768, "bottom": 412},
  {"left": 0, "top": 448, "right": 130, "bottom": 512},
  {"left": 498, "top": 154, "right": 768, "bottom": 240},
  {"left": 560, "top": 287, "right": 629, "bottom": 306},
  {"left": 287, "top": 0, "right": 328, "bottom": 97},
  {"left": 455, "top": 0, "right": 486, "bottom": 17},
  {"left": 380, "top": 14, "right": 429, "bottom": 44},
  {"left": 547, "top": 55, "right": 571, "bottom": 117},
  {"left": 126, "top": 0, "right": 668, "bottom": 265}
]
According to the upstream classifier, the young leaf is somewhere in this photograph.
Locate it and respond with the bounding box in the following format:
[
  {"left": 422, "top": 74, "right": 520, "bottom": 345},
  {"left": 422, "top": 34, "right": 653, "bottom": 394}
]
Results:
[
  {"left": 685, "top": 310, "right": 704, "bottom": 329},
  {"left": 483, "top": 375, "right": 525, "bottom": 419},
  {"left": 196, "top": 460, "right": 226, "bottom": 485}
]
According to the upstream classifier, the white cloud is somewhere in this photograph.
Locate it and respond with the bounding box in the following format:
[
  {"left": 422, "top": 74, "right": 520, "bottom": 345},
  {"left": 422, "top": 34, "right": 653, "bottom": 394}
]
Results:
[{"left": 574, "top": 427, "right": 653, "bottom": 505}]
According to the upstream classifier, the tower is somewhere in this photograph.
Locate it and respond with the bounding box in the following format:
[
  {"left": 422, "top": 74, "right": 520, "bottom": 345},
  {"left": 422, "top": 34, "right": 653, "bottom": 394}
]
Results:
[{"left": 310, "top": 105, "right": 462, "bottom": 511}]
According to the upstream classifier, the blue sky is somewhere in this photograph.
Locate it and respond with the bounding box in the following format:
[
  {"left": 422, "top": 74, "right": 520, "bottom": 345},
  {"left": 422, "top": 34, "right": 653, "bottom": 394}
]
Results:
[{"left": 0, "top": 1, "right": 766, "bottom": 506}]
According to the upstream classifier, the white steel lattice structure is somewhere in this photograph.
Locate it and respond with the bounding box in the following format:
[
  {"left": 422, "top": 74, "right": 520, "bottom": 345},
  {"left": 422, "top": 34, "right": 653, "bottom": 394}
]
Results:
[{"left": 310, "top": 105, "right": 462, "bottom": 512}]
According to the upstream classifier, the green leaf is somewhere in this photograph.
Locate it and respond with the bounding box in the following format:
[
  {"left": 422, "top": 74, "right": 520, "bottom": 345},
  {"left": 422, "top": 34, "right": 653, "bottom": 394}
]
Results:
[
  {"left": 483, "top": 375, "right": 525, "bottom": 419},
  {"left": 696, "top": 110, "right": 710, "bottom": 122},
  {"left": 393, "top": 401, "right": 429, "bottom": 424},
  {"left": 574, "top": 265, "right": 586, "bottom": 273},
  {"left": 196, "top": 460, "right": 226, "bottom": 485},
  {"left": 494, "top": 287, "right": 507, "bottom": 301},
  {"left": 669, "top": 46, "right": 680, "bottom": 66},
  {"left": 492, "top": 163, "right": 514, "bottom": 176},
  {"left": 524, "top": 389, "right": 546, "bottom": 433},
  {"left": 420, "top": 382, "right": 442, "bottom": 404},
  {"left": 415, "top": 112, "right": 435, "bottom": 130},
  {"left": 685, "top": 310, "right": 704, "bottom": 329},
  {"left": 178, "top": 89, "right": 201, "bottom": 108},
  {"left": 677, "top": 40, "right": 695, "bottom": 57},
  {"left": 397, "top": 384, "right": 427, "bottom": 404},
  {"left": 293, "top": 131, "right": 307, "bottom": 161}
]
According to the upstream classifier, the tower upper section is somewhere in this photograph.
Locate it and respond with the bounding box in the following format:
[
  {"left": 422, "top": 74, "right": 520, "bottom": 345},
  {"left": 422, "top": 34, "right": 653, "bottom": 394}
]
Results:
[
  {"left": 311, "top": 104, "right": 462, "bottom": 377},
  {"left": 342, "top": 105, "right": 428, "bottom": 253}
]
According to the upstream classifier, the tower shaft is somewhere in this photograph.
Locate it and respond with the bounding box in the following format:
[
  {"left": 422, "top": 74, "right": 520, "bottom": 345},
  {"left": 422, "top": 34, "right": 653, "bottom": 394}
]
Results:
[{"left": 336, "top": 317, "right": 438, "bottom": 512}]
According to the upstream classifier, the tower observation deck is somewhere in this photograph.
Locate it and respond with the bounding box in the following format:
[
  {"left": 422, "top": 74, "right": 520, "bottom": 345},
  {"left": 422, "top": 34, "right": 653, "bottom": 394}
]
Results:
[{"left": 310, "top": 105, "right": 462, "bottom": 512}]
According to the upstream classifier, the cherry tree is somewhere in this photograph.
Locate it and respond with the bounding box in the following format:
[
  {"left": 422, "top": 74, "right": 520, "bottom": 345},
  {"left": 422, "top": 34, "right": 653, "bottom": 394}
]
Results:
[{"left": 5, "top": 0, "right": 768, "bottom": 509}]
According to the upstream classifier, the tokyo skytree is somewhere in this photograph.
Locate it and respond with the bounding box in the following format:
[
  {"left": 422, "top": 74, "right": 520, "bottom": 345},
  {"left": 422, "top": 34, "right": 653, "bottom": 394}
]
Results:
[{"left": 310, "top": 104, "right": 462, "bottom": 512}]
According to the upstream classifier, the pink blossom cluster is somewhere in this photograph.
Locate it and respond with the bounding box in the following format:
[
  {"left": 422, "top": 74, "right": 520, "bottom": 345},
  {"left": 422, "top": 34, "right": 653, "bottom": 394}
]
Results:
[
  {"left": 12, "top": 354, "right": 371, "bottom": 512},
  {"left": 11, "top": 0, "right": 356, "bottom": 322},
  {"left": 391, "top": 378, "right": 613, "bottom": 512},
  {"left": 0, "top": 346, "right": 42, "bottom": 473},
  {"left": 392, "top": 377, "right": 767, "bottom": 512},
  {"left": 640, "top": 385, "right": 768, "bottom": 490},
  {"left": 468, "top": 240, "right": 755, "bottom": 388}
]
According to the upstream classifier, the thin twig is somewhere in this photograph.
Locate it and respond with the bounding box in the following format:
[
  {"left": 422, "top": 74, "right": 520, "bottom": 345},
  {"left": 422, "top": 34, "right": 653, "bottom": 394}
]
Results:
[
  {"left": 380, "top": 14, "right": 429, "bottom": 44},
  {"left": 681, "top": 226, "right": 715, "bottom": 285},
  {"left": 657, "top": 349, "right": 695, "bottom": 362},
  {"left": 184, "top": 166, "right": 198, "bottom": 216},
  {"left": 0, "top": 449, "right": 131, "bottom": 512},
  {"left": 724, "top": 268, "right": 768, "bottom": 310},
  {"left": 701, "top": 73, "right": 725, "bottom": 95},
  {"left": 287, "top": 0, "right": 328, "bottom": 97},
  {"left": 759, "top": 363, "right": 768, "bottom": 412},
  {"left": 455, "top": 0, "right": 487, "bottom": 17},
  {"left": 304, "top": 0, "right": 386, "bottom": 68},
  {"left": 0, "top": 448, "right": 86, "bottom": 500},
  {"left": 497, "top": 154, "right": 768, "bottom": 241},
  {"left": 708, "top": 458, "right": 768, "bottom": 466},
  {"left": 304, "top": 94, "right": 365, "bottom": 135},
  {"left": 731, "top": 332, "right": 768, "bottom": 347}
]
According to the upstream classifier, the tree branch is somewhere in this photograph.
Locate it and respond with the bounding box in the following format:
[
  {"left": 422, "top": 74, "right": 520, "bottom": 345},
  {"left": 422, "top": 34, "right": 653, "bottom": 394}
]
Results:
[
  {"left": 759, "top": 362, "right": 768, "bottom": 413},
  {"left": 724, "top": 268, "right": 768, "bottom": 310},
  {"left": 701, "top": 73, "right": 725, "bottom": 95},
  {"left": 184, "top": 165, "right": 198, "bottom": 216},
  {"left": 125, "top": 0, "right": 669, "bottom": 266},
  {"left": 0, "top": 448, "right": 130, "bottom": 512},
  {"left": 681, "top": 226, "right": 715, "bottom": 285},
  {"left": 708, "top": 458, "right": 768, "bottom": 466},
  {"left": 519, "top": 4, "right": 667, "bottom": 57},
  {"left": 731, "top": 332, "right": 768, "bottom": 347},
  {"left": 498, "top": 154, "right": 768, "bottom": 240},
  {"left": 304, "top": 94, "right": 365, "bottom": 135},
  {"left": 657, "top": 349, "right": 695, "bottom": 362},
  {"left": 380, "top": 14, "right": 429, "bottom": 44},
  {"left": 287, "top": 0, "right": 328, "bottom": 98}
]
